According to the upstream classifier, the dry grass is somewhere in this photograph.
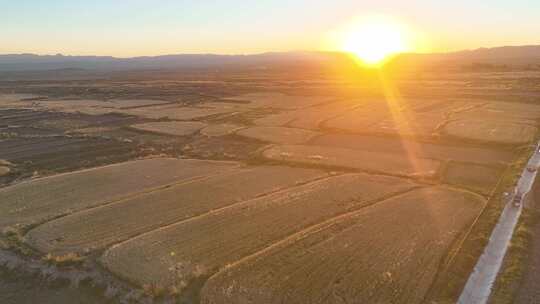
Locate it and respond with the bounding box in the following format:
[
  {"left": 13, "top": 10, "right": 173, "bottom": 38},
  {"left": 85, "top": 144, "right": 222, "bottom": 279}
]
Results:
[
  {"left": 1, "top": 226, "right": 32, "bottom": 255},
  {"left": 101, "top": 174, "right": 416, "bottom": 290},
  {"left": 444, "top": 162, "right": 506, "bottom": 195},
  {"left": 201, "top": 187, "right": 485, "bottom": 304},
  {"left": 42, "top": 252, "right": 85, "bottom": 267},
  {"left": 489, "top": 209, "right": 539, "bottom": 304},
  {"left": 237, "top": 127, "right": 320, "bottom": 144},
  {"left": 443, "top": 120, "right": 537, "bottom": 145},
  {"left": 263, "top": 144, "right": 441, "bottom": 178},
  {"left": 427, "top": 146, "right": 534, "bottom": 303},
  {"left": 142, "top": 283, "right": 167, "bottom": 298},
  {"left": 24, "top": 166, "right": 326, "bottom": 255},
  {"left": 0, "top": 158, "right": 238, "bottom": 230},
  {"left": 130, "top": 121, "right": 207, "bottom": 137},
  {"left": 224, "top": 93, "right": 335, "bottom": 110}
]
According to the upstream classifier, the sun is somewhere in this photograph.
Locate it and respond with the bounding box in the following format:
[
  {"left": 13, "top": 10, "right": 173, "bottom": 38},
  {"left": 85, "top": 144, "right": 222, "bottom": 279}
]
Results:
[{"left": 342, "top": 18, "right": 408, "bottom": 66}]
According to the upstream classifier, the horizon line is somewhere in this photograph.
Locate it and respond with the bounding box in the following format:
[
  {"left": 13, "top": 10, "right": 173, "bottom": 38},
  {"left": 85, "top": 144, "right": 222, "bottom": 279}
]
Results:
[{"left": 1, "top": 44, "right": 539, "bottom": 59}]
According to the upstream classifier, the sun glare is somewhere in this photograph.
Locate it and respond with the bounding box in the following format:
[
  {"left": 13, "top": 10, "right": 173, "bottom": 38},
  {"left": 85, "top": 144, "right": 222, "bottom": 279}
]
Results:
[{"left": 342, "top": 18, "right": 408, "bottom": 66}]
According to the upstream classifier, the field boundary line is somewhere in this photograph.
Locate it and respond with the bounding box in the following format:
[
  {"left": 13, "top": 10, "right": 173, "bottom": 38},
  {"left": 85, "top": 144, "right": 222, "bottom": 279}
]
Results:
[
  {"left": 0, "top": 157, "right": 241, "bottom": 190},
  {"left": 100, "top": 171, "right": 343, "bottom": 253},
  {"left": 257, "top": 144, "right": 442, "bottom": 182},
  {"left": 30, "top": 169, "right": 243, "bottom": 226},
  {"left": 18, "top": 162, "right": 244, "bottom": 234},
  {"left": 198, "top": 186, "right": 422, "bottom": 289},
  {"left": 289, "top": 101, "right": 366, "bottom": 134},
  {"left": 441, "top": 163, "right": 510, "bottom": 270}
]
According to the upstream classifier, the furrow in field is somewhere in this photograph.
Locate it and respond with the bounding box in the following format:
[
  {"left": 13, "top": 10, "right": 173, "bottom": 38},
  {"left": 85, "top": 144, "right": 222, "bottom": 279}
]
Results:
[
  {"left": 202, "top": 187, "right": 486, "bottom": 304},
  {"left": 0, "top": 158, "right": 239, "bottom": 230},
  {"left": 101, "top": 173, "right": 417, "bottom": 290},
  {"left": 25, "top": 165, "right": 328, "bottom": 255}
]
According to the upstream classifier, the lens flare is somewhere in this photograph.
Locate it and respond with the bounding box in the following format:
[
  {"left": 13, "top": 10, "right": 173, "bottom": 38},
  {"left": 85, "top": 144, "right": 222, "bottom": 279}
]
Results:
[{"left": 342, "top": 18, "right": 408, "bottom": 66}]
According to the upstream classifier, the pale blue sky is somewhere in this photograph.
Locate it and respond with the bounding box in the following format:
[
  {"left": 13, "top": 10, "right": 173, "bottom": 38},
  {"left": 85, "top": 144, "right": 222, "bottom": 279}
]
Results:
[{"left": 1, "top": 0, "right": 539, "bottom": 56}]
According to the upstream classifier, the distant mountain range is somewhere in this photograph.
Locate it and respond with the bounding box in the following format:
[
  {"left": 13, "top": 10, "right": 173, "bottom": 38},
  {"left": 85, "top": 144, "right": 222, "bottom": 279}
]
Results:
[
  {"left": 1, "top": 45, "right": 539, "bottom": 72},
  {"left": 0, "top": 52, "right": 353, "bottom": 72},
  {"left": 389, "top": 45, "right": 540, "bottom": 70}
]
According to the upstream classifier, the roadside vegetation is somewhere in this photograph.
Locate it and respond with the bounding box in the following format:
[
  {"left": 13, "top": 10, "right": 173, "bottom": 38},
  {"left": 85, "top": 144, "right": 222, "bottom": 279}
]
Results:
[
  {"left": 428, "top": 144, "right": 535, "bottom": 303},
  {"left": 489, "top": 209, "right": 539, "bottom": 303}
]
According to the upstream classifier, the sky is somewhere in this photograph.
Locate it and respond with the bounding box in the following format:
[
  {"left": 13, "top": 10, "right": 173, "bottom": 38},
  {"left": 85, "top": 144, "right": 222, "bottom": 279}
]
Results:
[{"left": 1, "top": 0, "right": 539, "bottom": 57}]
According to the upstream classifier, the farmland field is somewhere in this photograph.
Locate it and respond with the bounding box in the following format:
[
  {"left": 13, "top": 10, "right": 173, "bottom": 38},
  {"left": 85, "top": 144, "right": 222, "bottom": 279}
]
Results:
[
  {"left": 0, "top": 158, "right": 238, "bottom": 230},
  {"left": 130, "top": 121, "right": 207, "bottom": 136},
  {"left": 311, "top": 133, "right": 516, "bottom": 164},
  {"left": 25, "top": 165, "right": 327, "bottom": 255},
  {"left": 236, "top": 127, "right": 320, "bottom": 144},
  {"left": 442, "top": 120, "right": 537, "bottom": 145},
  {"left": 0, "top": 67, "right": 538, "bottom": 304},
  {"left": 263, "top": 144, "right": 441, "bottom": 178},
  {"left": 101, "top": 174, "right": 417, "bottom": 288},
  {"left": 202, "top": 187, "right": 485, "bottom": 304}
]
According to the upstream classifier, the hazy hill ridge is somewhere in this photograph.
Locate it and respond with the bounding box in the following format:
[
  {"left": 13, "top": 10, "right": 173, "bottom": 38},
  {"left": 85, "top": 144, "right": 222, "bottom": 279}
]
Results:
[{"left": 1, "top": 45, "right": 539, "bottom": 71}]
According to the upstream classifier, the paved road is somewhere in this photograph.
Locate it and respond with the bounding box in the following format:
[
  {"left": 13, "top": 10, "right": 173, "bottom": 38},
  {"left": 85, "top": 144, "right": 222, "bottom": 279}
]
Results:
[
  {"left": 515, "top": 179, "right": 540, "bottom": 304},
  {"left": 458, "top": 142, "right": 540, "bottom": 304}
]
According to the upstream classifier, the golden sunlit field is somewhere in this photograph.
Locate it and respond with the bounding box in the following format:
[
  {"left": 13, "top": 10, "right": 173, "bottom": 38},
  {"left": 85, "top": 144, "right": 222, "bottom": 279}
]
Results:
[
  {"left": 0, "top": 60, "right": 539, "bottom": 303},
  {"left": 3, "top": 0, "right": 540, "bottom": 302}
]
